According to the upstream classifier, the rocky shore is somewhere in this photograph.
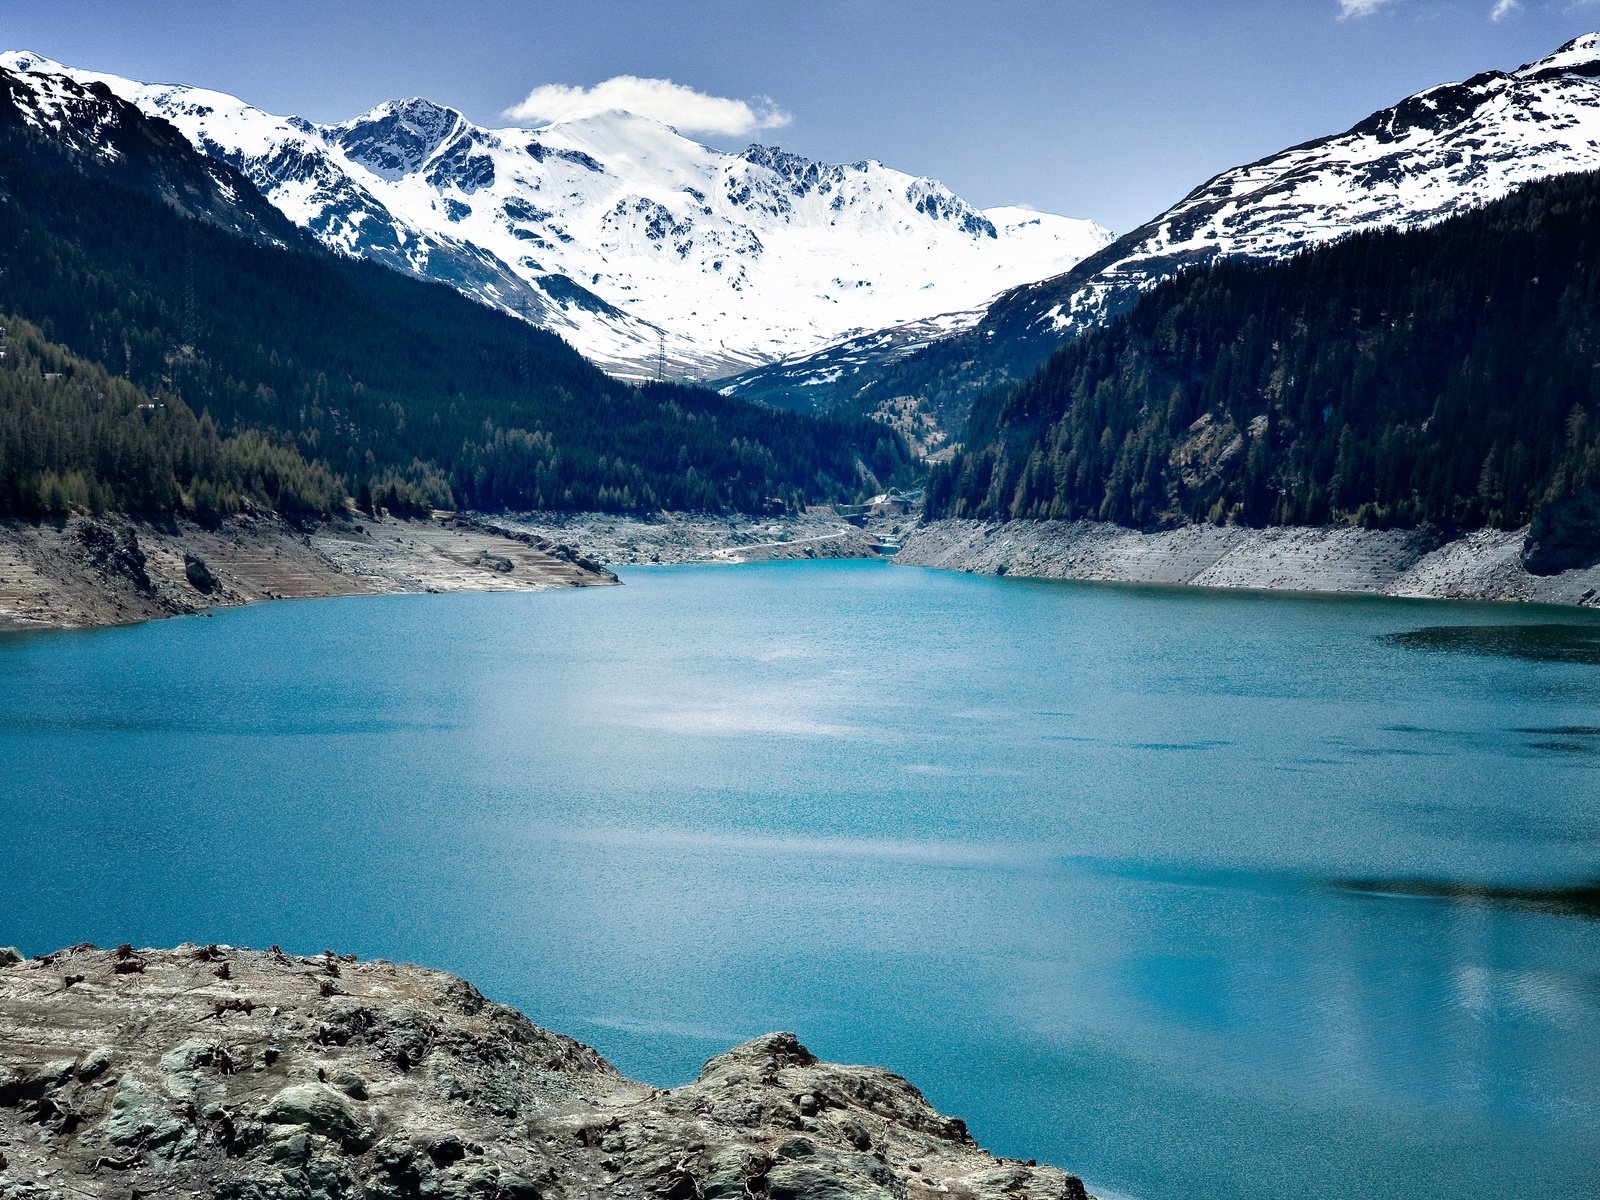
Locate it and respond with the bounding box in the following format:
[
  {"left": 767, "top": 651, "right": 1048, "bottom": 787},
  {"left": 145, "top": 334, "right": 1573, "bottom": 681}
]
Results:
[
  {"left": 500, "top": 510, "right": 902, "bottom": 567},
  {"left": 0, "top": 513, "right": 617, "bottom": 632},
  {"left": 897, "top": 518, "right": 1600, "bottom": 607},
  {"left": 0, "top": 507, "right": 917, "bottom": 632},
  {"left": 0, "top": 945, "right": 1085, "bottom": 1200}
]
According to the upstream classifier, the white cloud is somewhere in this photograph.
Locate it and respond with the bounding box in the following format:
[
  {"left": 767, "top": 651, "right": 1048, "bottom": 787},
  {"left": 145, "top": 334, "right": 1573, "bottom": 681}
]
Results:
[
  {"left": 1490, "top": 0, "right": 1521, "bottom": 19},
  {"left": 503, "top": 76, "right": 791, "bottom": 137},
  {"left": 1337, "top": 0, "right": 1398, "bottom": 15}
]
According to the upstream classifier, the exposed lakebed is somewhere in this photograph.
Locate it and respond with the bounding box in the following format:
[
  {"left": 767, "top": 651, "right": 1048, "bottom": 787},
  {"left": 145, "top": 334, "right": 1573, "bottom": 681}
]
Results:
[{"left": 2, "top": 561, "right": 1597, "bottom": 1200}]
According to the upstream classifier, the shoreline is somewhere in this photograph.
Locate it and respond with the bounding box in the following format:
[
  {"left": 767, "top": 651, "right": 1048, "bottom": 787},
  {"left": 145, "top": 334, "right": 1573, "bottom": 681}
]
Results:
[
  {"left": 0, "top": 507, "right": 903, "bottom": 633},
  {"left": 0, "top": 511, "right": 617, "bottom": 633},
  {"left": 895, "top": 518, "right": 1600, "bottom": 608},
  {"left": 13, "top": 506, "right": 1598, "bottom": 632}
]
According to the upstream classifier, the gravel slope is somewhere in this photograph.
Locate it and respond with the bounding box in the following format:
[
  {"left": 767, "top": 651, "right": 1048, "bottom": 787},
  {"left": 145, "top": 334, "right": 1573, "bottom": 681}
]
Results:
[{"left": 898, "top": 519, "right": 1600, "bottom": 607}]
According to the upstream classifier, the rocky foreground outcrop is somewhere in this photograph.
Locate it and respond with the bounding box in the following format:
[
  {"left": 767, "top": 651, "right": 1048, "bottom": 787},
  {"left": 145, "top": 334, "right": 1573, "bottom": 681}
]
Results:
[{"left": 0, "top": 946, "right": 1085, "bottom": 1200}]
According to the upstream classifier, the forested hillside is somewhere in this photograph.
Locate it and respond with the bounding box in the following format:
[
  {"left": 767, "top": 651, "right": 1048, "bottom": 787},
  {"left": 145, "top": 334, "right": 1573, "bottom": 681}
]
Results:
[
  {"left": 0, "top": 66, "right": 912, "bottom": 517},
  {"left": 928, "top": 170, "right": 1600, "bottom": 532},
  {"left": 0, "top": 315, "right": 341, "bottom": 516}
]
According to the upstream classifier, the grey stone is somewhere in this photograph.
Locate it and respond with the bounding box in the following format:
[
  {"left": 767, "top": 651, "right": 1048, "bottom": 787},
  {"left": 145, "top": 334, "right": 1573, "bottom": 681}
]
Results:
[
  {"left": 77, "top": 1046, "right": 114, "bottom": 1082},
  {"left": 260, "top": 1085, "right": 372, "bottom": 1153},
  {"left": 767, "top": 1160, "right": 895, "bottom": 1200},
  {"left": 329, "top": 1068, "right": 368, "bottom": 1100},
  {"left": 102, "top": 1078, "right": 184, "bottom": 1149},
  {"left": 184, "top": 552, "right": 220, "bottom": 593}
]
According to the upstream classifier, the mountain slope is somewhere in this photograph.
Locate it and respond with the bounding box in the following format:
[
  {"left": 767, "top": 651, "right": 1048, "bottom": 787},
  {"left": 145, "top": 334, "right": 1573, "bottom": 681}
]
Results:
[
  {"left": 0, "top": 51, "right": 1110, "bottom": 381},
  {"left": 0, "top": 62, "right": 913, "bottom": 517},
  {"left": 927, "top": 169, "right": 1600, "bottom": 550},
  {"left": 731, "top": 34, "right": 1600, "bottom": 425},
  {"left": 0, "top": 61, "right": 301, "bottom": 247}
]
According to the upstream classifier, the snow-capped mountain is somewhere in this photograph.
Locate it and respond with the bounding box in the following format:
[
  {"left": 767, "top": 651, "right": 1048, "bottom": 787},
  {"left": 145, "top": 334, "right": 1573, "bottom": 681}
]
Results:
[
  {"left": 0, "top": 52, "right": 1110, "bottom": 381},
  {"left": 727, "top": 34, "right": 1600, "bottom": 417},
  {"left": 999, "top": 31, "right": 1600, "bottom": 341}
]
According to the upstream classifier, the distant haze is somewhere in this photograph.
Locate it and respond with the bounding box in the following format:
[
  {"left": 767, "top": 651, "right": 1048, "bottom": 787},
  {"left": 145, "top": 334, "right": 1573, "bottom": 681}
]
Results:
[{"left": 3, "top": 0, "right": 1598, "bottom": 231}]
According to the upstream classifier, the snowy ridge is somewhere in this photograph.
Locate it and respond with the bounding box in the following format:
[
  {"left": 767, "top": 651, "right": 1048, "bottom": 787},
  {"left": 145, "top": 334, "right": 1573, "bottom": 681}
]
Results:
[
  {"left": 727, "top": 34, "right": 1600, "bottom": 414},
  {"left": 0, "top": 52, "right": 1110, "bottom": 381},
  {"left": 1021, "top": 32, "right": 1600, "bottom": 337}
]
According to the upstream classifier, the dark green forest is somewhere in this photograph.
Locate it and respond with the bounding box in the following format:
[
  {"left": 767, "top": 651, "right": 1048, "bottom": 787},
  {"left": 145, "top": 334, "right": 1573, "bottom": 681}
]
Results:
[
  {"left": 0, "top": 314, "right": 341, "bottom": 516},
  {"left": 0, "top": 79, "right": 913, "bottom": 518},
  {"left": 928, "top": 170, "right": 1600, "bottom": 531}
]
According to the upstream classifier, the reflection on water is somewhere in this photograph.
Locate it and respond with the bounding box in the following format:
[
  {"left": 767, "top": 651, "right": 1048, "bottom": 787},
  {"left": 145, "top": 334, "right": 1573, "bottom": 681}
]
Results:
[
  {"left": 1335, "top": 876, "right": 1600, "bottom": 918},
  {"left": 1384, "top": 622, "right": 1600, "bottom": 665},
  {"left": 1087, "top": 858, "right": 1600, "bottom": 920},
  {"left": 2, "top": 565, "right": 1599, "bottom": 1200}
]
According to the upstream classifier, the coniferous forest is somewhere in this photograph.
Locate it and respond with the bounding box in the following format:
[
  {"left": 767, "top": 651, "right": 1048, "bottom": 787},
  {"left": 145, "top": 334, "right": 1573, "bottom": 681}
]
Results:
[
  {"left": 0, "top": 314, "right": 343, "bottom": 516},
  {"left": 927, "top": 170, "right": 1600, "bottom": 531},
  {"left": 0, "top": 82, "right": 913, "bottom": 518}
]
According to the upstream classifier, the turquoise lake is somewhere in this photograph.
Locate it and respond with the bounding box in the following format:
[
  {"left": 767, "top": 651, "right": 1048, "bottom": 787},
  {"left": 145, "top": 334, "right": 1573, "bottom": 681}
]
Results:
[{"left": 2, "top": 560, "right": 1597, "bottom": 1200}]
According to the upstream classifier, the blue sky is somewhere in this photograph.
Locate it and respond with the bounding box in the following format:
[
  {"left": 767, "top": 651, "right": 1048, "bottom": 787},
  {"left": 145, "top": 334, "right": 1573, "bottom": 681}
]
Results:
[{"left": 5, "top": 1, "right": 1598, "bottom": 231}]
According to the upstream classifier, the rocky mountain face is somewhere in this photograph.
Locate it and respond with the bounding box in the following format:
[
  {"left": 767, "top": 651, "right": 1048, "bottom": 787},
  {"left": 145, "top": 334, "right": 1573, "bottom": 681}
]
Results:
[
  {"left": 0, "top": 52, "right": 1109, "bottom": 382},
  {"left": 0, "top": 945, "right": 1087, "bottom": 1200},
  {"left": 725, "top": 34, "right": 1600, "bottom": 424}
]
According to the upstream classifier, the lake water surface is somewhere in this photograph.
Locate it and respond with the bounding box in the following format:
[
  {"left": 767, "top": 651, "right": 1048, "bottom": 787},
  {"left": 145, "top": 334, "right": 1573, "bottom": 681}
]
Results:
[{"left": 2, "top": 561, "right": 1597, "bottom": 1200}]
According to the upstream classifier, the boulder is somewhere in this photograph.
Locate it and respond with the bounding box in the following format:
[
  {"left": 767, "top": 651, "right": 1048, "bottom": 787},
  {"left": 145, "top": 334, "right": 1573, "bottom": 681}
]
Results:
[
  {"left": 184, "top": 552, "right": 220, "bottom": 593},
  {"left": 261, "top": 1084, "right": 372, "bottom": 1153},
  {"left": 102, "top": 1077, "right": 185, "bottom": 1149},
  {"left": 76, "top": 1046, "right": 114, "bottom": 1082}
]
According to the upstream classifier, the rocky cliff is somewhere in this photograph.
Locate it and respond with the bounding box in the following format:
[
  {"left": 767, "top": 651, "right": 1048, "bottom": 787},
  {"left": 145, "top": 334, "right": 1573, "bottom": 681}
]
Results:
[{"left": 0, "top": 945, "right": 1086, "bottom": 1200}]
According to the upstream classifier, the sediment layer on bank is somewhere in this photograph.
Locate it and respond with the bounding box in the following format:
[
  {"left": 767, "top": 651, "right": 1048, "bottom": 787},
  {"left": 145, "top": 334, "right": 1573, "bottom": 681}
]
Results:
[
  {"left": 0, "top": 944, "right": 1085, "bottom": 1200},
  {"left": 897, "top": 518, "right": 1600, "bottom": 606},
  {"left": 0, "top": 512, "right": 616, "bottom": 632}
]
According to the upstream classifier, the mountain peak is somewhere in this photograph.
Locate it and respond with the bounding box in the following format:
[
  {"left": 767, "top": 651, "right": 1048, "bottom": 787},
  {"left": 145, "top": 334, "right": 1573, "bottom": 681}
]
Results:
[
  {"left": 528, "top": 107, "right": 706, "bottom": 168},
  {"left": 0, "top": 49, "right": 51, "bottom": 74},
  {"left": 532, "top": 107, "right": 688, "bottom": 147},
  {"left": 329, "top": 96, "right": 465, "bottom": 178},
  {"left": 349, "top": 95, "right": 464, "bottom": 128},
  {"left": 537, "top": 106, "right": 672, "bottom": 130},
  {"left": 1518, "top": 32, "right": 1600, "bottom": 79}
]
